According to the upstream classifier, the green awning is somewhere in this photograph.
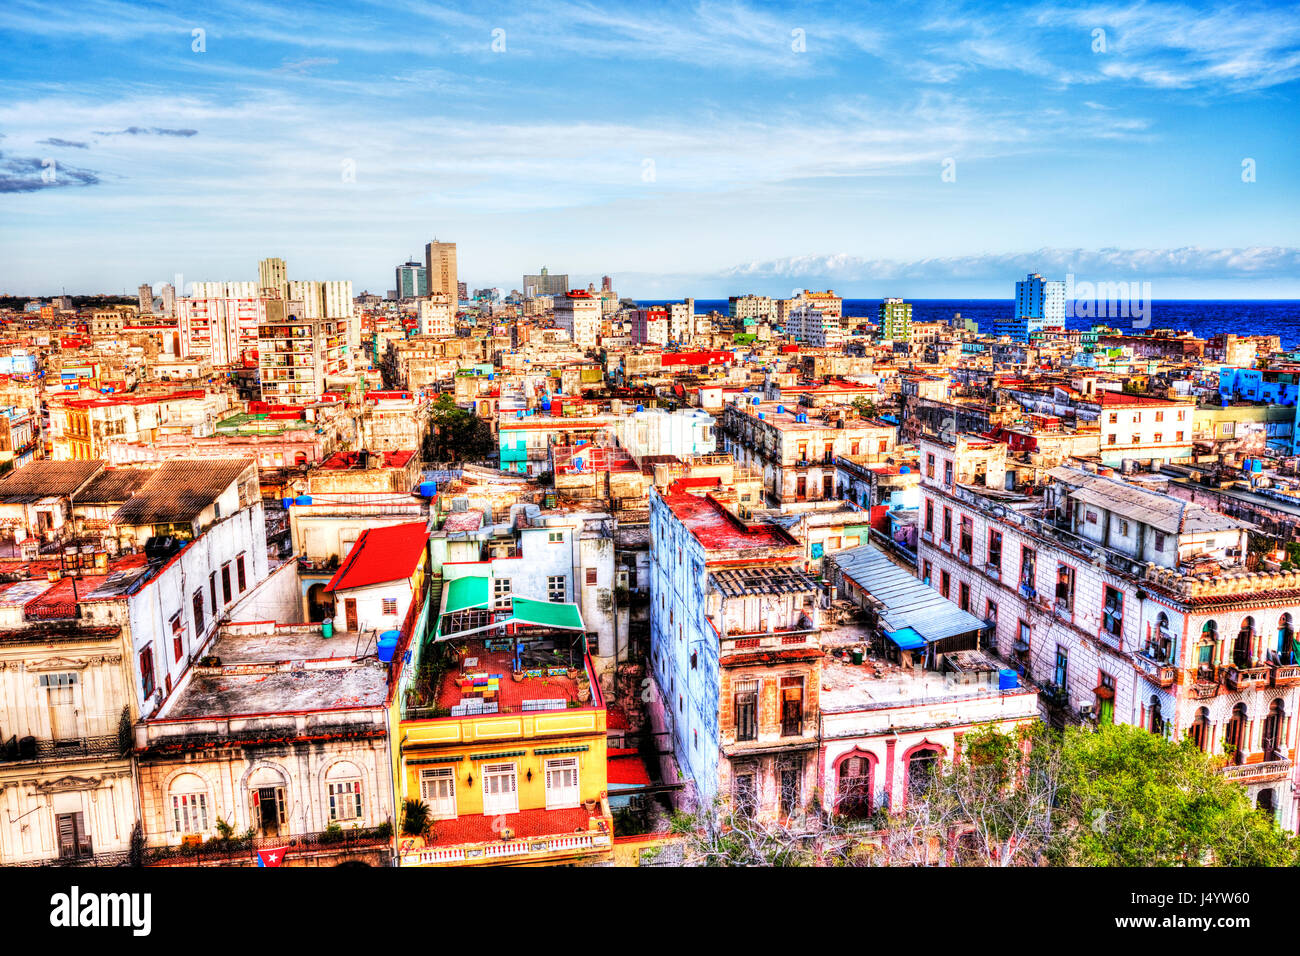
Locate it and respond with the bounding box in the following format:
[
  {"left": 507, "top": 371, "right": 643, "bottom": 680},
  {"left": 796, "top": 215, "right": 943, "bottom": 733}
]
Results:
[
  {"left": 405, "top": 755, "right": 464, "bottom": 766},
  {"left": 443, "top": 575, "right": 490, "bottom": 614},
  {"left": 469, "top": 750, "right": 527, "bottom": 761},
  {"left": 511, "top": 597, "right": 584, "bottom": 631},
  {"left": 535, "top": 745, "right": 590, "bottom": 755}
]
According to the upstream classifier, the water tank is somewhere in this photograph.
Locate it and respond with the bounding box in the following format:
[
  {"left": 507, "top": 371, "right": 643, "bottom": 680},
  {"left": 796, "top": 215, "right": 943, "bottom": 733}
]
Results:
[
  {"left": 1253, "top": 460, "right": 1264, "bottom": 473},
  {"left": 757, "top": 412, "right": 765, "bottom": 420},
  {"left": 899, "top": 465, "right": 911, "bottom": 475},
  {"left": 281, "top": 497, "right": 294, "bottom": 509},
  {"left": 418, "top": 481, "right": 437, "bottom": 497},
  {"left": 777, "top": 405, "right": 785, "bottom": 414},
  {"left": 998, "top": 669, "right": 1019, "bottom": 691},
  {"left": 635, "top": 404, "right": 645, "bottom": 412},
  {"left": 377, "top": 630, "right": 400, "bottom": 663},
  {"left": 294, "top": 495, "right": 312, "bottom": 506},
  {"left": 573, "top": 457, "right": 584, "bottom": 471},
  {"left": 751, "top": 397, "right": 760, "bottom": 405}
]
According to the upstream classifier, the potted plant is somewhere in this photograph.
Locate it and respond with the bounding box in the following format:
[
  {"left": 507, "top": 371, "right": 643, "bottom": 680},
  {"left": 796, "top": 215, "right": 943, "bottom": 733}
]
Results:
[{"left": 401, "top": 798, "right": 432, "bottom": 838}]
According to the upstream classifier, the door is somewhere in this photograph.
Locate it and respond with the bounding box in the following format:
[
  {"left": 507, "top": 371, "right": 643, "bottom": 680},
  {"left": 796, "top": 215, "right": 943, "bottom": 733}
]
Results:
[
  {"left": 344, "top": 598, "right": 358, "bottom": 632},
  {"left": 49, "top": 684, "right": 78, "bottom": 742},
  {"left": 256, "top": 787, "right": 285, "bottom": 836},
  {"left": 544, "top": 757, "right": 580, "bottom": 809},
  {"left": 56, "top": 812, "right": 91, "bottom": 860},
  {"left": 421, "top": 768, "right": 456, "bottom": 819},
  {"left": 482, "top": 763, "right": 518, "bottom": 816}
]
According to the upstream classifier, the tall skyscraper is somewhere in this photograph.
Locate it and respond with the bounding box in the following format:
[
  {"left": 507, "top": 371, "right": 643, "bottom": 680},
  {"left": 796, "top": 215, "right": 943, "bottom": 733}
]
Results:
[
  {"left": 137, "top": 283, "right": 154, "bottom": 313},
  {"left": 258, "top": 257, "right": 288, "bottom": 299},
  {"left": 522, "top": 266, "right": 568, "bottom": 297},
  {"left": 601, "top": 275, "right": 612, "bottom": 293},
  {"left": 879, "top": 298, "right": 912, "bottom": 342},
  {"left": 424, "top": 241, "right": 458, "bottom": 306},
  {"left": 160, "top": 283, "right": 176, "bottom": 316},
  {"left": 395, "top": 262, "right": 427, "bottom": 299},
  {"left": 998, "top": 272, "right": 1066, "bottom": 341}
]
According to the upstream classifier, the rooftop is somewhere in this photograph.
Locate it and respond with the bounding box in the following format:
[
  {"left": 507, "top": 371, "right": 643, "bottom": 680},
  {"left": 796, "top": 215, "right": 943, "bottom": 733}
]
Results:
[
  {"left": 661, "top": 492, "right": 802, "bottom": 555},
  {"left": 111, "top": 457, "right": 253, "bottom": 526},
  {"left": 319, "top": 450, "right": 417, "bottom": 470},
  {"left": 164, "top": 663, "right": 389, "bottom": 718},
  {"left": 325, "top": 521, "right": 428, "bottom": 593},
  {"left": 0, "top": 459, "right": 103, "bottom": 503}
]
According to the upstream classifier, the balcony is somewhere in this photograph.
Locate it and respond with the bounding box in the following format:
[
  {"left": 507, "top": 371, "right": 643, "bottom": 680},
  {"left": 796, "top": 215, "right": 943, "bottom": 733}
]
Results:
[
  {"left": 1272, "top": 663, "right": 1300, "bottom": 687},
  {"left": 1218, "top": 758, "right": 1294, "bottom": 785},
  {"left": 1134, "top": 652, "right": 1176, "bottom": 688},
  {"left": 1222, "top": 663, "right": 1269, "bottom": 692},
  {"left": 1188, "top": 678, "right": 1219, "bottom": 701}
]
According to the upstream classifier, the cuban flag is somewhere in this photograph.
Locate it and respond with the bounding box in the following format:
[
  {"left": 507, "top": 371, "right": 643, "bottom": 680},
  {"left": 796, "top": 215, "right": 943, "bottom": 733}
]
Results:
[{"left": 256, "top": 846, "right": 288, "bottom": 867}]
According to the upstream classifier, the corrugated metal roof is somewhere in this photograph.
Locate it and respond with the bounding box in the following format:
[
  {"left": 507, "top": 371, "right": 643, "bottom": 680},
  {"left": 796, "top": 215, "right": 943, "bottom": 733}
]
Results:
[
  {"left": 111, "top": 458, "right": 253, "bottom": 526},
  {"left": 0, "top": 459, "right": 104, "bottom": 503},
  {"left": 76, "top": 466, "right": 154, "bottom": 505},
  {"left": 1048, "top": 466, "right": 1245, "bottom": 534},
  {"left": 834, "top": 545, "right": 987, "bottom": 643}
]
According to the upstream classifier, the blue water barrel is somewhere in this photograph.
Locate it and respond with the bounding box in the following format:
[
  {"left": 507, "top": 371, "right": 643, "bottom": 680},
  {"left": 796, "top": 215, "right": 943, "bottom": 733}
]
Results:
[
  {"left": 377, "top": 629, "right": 400, "bottom": 662},
  {"left": 635, "top": 404, "right": 644, "bottom": 412},
  {"left": 757, "top": 412, "right": 765, "bottom": 419},
  {"left": 418, "top": 481, "right": 436, "bottom": 497},
  {"left": 899, "top": 465, "right": 911, "bottom": 475},
  {"left": 294, "top": 495, "right": 312, "bottom": 506},
  {"left": 281, "top": 497, "right": 294, "bottom": 509},
  {"left": 1253, "top": 460, "right": 1264, "bottom": 473},
  {"left": 998, "top": 669, "right": 1019, "bottom": 691},
  {"left": 777, "top": 405, "right": 785, "bottom": 413}
]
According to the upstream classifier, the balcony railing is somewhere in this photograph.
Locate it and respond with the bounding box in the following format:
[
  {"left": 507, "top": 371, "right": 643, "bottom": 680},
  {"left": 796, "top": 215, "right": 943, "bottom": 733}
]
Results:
[
  {"left": 1134, "top": 653, "right": 1176, "bottom": 688},
  {"left": 1218, "top": 758, "right": 1293, "bottom": 784},
  {"left": 1271, "top": 663, "right": 1300, "bottom": 687},
  {"left": 145, "top": 823, "right": 392, "bottom": 866},
  {"left": 1222, "top": 664, "right": 1269, "bottom": 691}
]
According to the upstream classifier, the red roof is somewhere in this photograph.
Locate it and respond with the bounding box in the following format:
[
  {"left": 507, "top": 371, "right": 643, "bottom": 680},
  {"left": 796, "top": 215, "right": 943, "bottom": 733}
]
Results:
[
  {"left": 325, "top": 522, "right": 428, "bottom": 592},
  {"left": 608, "top": 753, "right": 652, "bottom": 787}
]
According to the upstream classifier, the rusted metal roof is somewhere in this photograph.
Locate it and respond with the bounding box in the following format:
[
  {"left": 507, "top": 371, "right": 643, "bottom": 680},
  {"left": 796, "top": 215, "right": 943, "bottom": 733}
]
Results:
[
  {"left": 111, "top": 458, "right": 254, "bottom": 526},
  {"left": 0, "top": 459, "right": 104, "bottom": 503},
  {"left": 76, "top": 466, "right": 154, "bottom": 505}
]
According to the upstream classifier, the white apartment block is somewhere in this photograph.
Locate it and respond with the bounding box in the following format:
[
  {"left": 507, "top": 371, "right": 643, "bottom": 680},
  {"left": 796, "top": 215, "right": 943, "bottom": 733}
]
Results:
[
  {"left": 915, "top": 434, "right": 1300, "bottom": 829},
  {"left": 785, "top": 306, "right": 845, "bottom": 348},
  {"left": 554, "top": 291, "right": 601, "bottom": 349},
  {"left": 1097, "top": 393, "right": 1195, "bottom": 469},
  {"left": 177, "top": 297, "right": 266, "bottom": 366},
  {"left": 419, "top": 294, "right": 454, "bottom": 338}
]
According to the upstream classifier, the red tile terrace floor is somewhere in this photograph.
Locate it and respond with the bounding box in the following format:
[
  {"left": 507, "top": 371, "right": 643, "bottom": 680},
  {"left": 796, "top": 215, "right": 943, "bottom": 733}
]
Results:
[
  {"left": 436, "top": 648, "right": 581, "bottom": 712},
  {"left": 661, "top": 492, "right": 800, "bottom": 553},
  {"left": 425, "top": 806, "right": 594, "bottom": 846}
]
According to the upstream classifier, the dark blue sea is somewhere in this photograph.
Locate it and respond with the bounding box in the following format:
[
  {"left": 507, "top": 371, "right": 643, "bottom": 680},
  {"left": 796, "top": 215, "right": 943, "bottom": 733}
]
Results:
[{"left": 637, "top": 299, "right": 1300, "bottom": 350}]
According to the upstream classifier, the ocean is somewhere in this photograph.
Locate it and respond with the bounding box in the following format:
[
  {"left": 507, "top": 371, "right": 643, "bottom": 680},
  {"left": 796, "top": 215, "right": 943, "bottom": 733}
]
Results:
[{"left": 636, "top": 299, "right": 1300, "bottom": 350}]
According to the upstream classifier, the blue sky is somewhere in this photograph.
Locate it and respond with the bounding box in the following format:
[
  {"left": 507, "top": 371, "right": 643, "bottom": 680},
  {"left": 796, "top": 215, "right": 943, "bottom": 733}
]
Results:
[{"left": 1, "top": 0, "right": 1298, "bottom": 298}]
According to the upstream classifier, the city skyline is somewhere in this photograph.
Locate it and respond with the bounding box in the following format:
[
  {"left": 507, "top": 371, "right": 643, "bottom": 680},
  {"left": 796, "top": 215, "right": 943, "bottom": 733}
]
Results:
[{"left": 1, "top": 0, "right": 1298, "bottom": 297}]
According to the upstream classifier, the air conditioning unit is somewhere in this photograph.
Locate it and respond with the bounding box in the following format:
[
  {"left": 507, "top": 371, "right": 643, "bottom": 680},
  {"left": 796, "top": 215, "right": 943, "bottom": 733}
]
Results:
[{"left": 1078, "top": 704, "right": 1094, "bottom": 720}]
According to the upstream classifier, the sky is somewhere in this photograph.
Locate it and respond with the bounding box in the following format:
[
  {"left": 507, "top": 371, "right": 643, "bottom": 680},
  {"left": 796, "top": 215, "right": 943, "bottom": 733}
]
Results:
[{"left": 0, "top": 0, "right": 1298, "bottom": 299}]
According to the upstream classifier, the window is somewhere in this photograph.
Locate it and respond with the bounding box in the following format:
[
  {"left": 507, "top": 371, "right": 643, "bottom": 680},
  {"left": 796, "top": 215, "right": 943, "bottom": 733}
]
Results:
[
  {"left": 236, "top": 554, "right": 247, "bottom": 592},
  {"left": 1107, "top": 434, "right": 1117, "bottom": 446},
  {"left": 1054, "top": 648, "right": 1068, "bottom": 688},
  {"left": 1176, "top": 431, "right": 1184, "bottom": 442},
  {"left": 944, "top": 460, "right": 953, "bottom": 486},
  {"left": 942, "top": 507, "right": 952, "bottom": 542},
  {"left": 544, "top": 757, "right": 580, "bottom": 809},
  {"left": 733, "top": 763, "right": 758, "bottom": 815},
  {"left": 939, "top": 569, "right": 950, "bottom": 599},
  {"left": 779, "top": 757, "right": 803, "bottom": 816},
  {"left": 493, "top": 577, "right": 512, "bottom": 609},
  {"left": 959, "top": 516, "right": 973, "bottom": 557},
  {"left": 221, "top": 563, "right": 232, "bottom": 604},
  {"left": 1017, "top": 620, "right": 1031, "bottom": 656},
  {"left": 193, "top": 589, "right": 205, "bottom": 636},
  {"left": 209, "top": 572, "right": 218, "bottom": 612},
  {"left": 780, "top": 677, "right": 804, "bottom": 736},
  {"left": 1131, "top": 433, "right": 1141, "bottom": 445},
  {"left": 926, "top": 453, "right": 935, "bottom": 479},
  {"left": 548, "top": 531, "right": 563, "bottom": 543},
  {"left": 986, "top": 600, "right": 998, "bottom": 627},
  {"left": 381, "top": 597, "right": 398, "bottom": 616},
  {"left": 1153, "top": 532, "right": 1165, "bottom": 552},
  {"left": 1097, "top": 672, "right": 1116, "bottom": 725},
  {"left": 1102, "top": 586, "right": 1123, "bottom": 640},
  {"left": 924, "top": 499, "right": 934, "bottom": 534},
  {"left": 171, "top": 786, "right": 209, "bottom": 834},
  {"left": 1117, "top": 519, "right": 1130, "bottom": 536},
  {"left": 585, "top": 568, "right": 597, "bottom": 586},
  {"left": 1108, "top": 413, "right": 1118, "bottom": 424},
  {"left": 482, "top": 762, "right": 518, "bottom": 816},
  {"left": 547, "top": 575, "right": 566, "bottom": 602},
  {"left": 735, "top": 680, "right": 758, "bottom": 741},
  {"left": 987, "top": 530, "right": 1002, "bottom": 570},
  {"left": 328, "top": 780, "right": 363, "bottom": 822},
  {"left": 140, "top": 645, "right": 156, "bottom": 700},
  {"left": 1190, "top": 707, "right": 1210, "bottom": 752},
  {"left": 1055, "top": 564, "right": 1074, "bottom": 613},
  {"left": 1155, "top": 410, "right": 1164, "bottom": 423},
  {"left": 171, "top": 612, "right": 184, "bottom": 662},
  {"left": 837, "top": 755, "right": 872, "bottom": 817},
  {"left": 959, "top": 581, "right": 970, "bottom": 611},
  {"left": 421, "top": 768, "right": 456, "bottom": 819},
  {"left": 1019, "top": 546, "right": 1037, "bottom": 595},
  {"left": 1085, "top": 509, "right": 1098, "bottom": 524},
  {"left": 1153, "top": 432, "right": 1162, "bottom": 444}
]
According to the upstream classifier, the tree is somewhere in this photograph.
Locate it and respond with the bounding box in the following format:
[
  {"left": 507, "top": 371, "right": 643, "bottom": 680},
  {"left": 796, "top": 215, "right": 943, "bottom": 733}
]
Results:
[
  {"left": 400, "top": 798, "right": 431, "bottom": 837},
  {"left": 1050, "top": 723, "right": 1298, "bottom": 867},
  {"left": 422, "top": 393, "right": 495, "bottom": 464},
  {"left": 851, "top": 396, "right": 878, "bottom": 420}
]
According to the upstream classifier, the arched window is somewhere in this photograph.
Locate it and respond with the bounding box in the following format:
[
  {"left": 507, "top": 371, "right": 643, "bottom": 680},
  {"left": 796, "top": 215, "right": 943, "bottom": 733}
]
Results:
[
  {"left": 1197, "top": 621, "right": 1218, "bottom": 678},
  {"left": 835, "top": 754, "right": 873, "bottom": 818},
  {"left": 906, "top": 746, "right": 942, "bottom": 801},
  {"left": 248, "top": 766, "right": 288, "bottom": 837},
  {"left": 1262, "top": 699, "right": 1285, "bottom": 757},
  {"left": 1190, "top": 707, "right": 1211, "bottom": 752},
  {"left": 1149, "top": 612, "right": 1172, "bottom": 662},
  {"left": 1225, "top": 703, "right": 1248, "bottom": 762},
  {"left": 1149, "top": 695, "right": 1164, "bottom": 737},
  {"left": 1234, "top": 617, "right": 1256, "bottom": 667},
  {"left": 1258, "top": 788, "right": 1276, "bottom": 816},
  {"left": 325, "top": 761, "right": 364, "bottom": 823},
  {"left": 170, "top": 773, "right": 209, "bottom": 835},
  {"left": 1278, "top": 614, "right": 1295, "bottom": 664}
]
